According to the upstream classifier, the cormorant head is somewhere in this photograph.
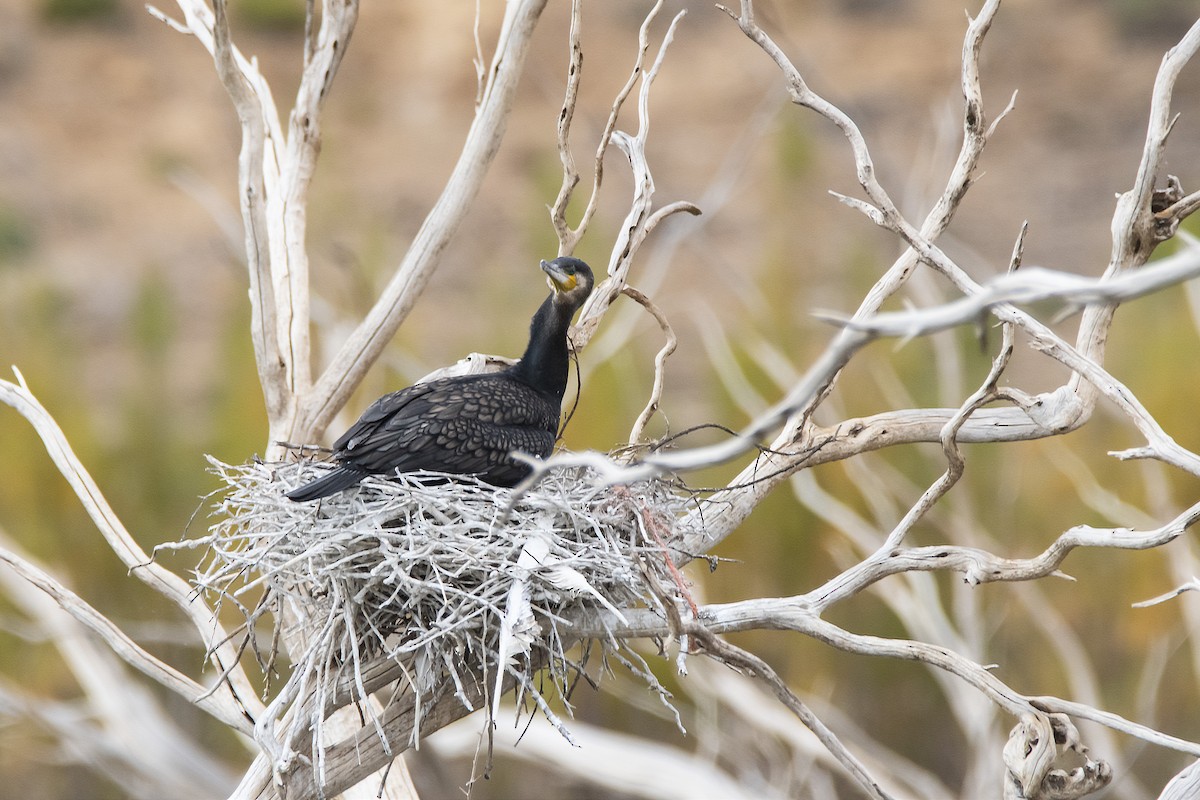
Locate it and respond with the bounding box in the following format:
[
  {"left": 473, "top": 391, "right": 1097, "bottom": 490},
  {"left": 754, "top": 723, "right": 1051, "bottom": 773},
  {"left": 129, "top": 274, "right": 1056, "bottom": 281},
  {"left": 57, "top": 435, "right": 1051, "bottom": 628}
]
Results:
[{"left": 540, "top": 257, "right": 594, "bottom": 309}]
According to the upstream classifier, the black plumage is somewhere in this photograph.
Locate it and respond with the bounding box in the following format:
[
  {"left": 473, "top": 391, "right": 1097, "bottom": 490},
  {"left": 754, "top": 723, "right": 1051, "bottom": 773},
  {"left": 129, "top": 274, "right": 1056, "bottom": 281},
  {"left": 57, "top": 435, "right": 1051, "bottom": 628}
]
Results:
[{"left": 286, "top": 257, "right": 595, "bottom": 502}]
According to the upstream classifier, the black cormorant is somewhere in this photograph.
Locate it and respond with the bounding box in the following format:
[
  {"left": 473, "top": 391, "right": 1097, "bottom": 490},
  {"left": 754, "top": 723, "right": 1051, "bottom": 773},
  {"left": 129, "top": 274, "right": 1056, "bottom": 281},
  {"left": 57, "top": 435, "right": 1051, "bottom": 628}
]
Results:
[{"left": 286, "top": 257, "right": 595, "bottom": 502}]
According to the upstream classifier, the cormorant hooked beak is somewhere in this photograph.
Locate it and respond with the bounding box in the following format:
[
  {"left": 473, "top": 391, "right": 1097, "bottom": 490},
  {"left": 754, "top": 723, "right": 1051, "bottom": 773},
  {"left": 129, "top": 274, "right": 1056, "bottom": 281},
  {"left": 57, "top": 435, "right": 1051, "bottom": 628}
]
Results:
[{"left": 541, "top": 258, "right": 578, "bottom": 293}]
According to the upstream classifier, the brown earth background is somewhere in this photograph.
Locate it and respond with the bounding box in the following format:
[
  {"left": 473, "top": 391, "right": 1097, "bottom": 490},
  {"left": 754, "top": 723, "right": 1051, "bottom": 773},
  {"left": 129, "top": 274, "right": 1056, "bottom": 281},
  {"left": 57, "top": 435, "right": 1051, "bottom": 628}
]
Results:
[{"left": 2, "top": 0, "right": 1200, "bottom": 798}]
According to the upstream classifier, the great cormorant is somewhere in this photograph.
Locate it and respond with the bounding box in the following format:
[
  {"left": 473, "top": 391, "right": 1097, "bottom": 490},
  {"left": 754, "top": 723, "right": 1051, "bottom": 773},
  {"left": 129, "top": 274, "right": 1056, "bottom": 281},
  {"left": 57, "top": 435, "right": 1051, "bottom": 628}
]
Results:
[{"left": 286, "top": 257, "right": 595, "bottom": 502}]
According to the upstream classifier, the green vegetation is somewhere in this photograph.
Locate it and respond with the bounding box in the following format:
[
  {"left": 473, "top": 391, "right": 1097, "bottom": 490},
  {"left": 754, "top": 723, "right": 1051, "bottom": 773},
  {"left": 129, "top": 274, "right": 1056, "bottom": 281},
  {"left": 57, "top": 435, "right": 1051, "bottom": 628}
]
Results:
[
  {"left": 39, "top": 0, "right": 119, "bottom": 24},
  {"left": 234, "top": 0, "right": 306, "bottom": 34},
  {"left": 0, "top": 206, "right": 35, "bottom": 264}
]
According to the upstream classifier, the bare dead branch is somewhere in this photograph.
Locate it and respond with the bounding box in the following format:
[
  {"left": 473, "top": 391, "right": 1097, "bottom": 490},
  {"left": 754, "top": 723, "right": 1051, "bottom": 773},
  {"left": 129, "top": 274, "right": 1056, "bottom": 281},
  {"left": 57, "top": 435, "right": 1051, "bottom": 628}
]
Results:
[
  {"left": 276, "top": 0, "right": 361, "bottom": 399},
  {"left": 551, "top": 0, "right": 667, "bottom": 257},
  {"left": 1158, "top": 760, "right": 1200, "bottom": 800},
  {"left": 0, "top": 543, "right": 252, "bottom": 734},
  {"left": 1133, "top": 577, "right": 1200, "bottom": 609},
  {"left": 822, "top": 246, "right": 1200, "bottom": 339},
  {"left": 688, "top": 625, "right": 897, "bottom": 800},
  {"left": 568, "top": 606, "right": 1200, "bottom": 760},
  {"left": 621, "top": 285, "right": 677, "bottom": 446},
  {"left": 0, "top": 372, "right": 262, "bottom": 722},
  {"left": 872, "top": 317, "right": 1016, "bottom": 554},
  {"left": 159, "top": 0, "right": 295, "bottom": 429},
  {"left": 549, "top": 0, "right": 585, "bottom": 252},
  {"left": 807, "top": 499, "right": 1200, "bottom": 610},
  {"left": 572, "top": 8, "right": 697, "bottom": 349}
]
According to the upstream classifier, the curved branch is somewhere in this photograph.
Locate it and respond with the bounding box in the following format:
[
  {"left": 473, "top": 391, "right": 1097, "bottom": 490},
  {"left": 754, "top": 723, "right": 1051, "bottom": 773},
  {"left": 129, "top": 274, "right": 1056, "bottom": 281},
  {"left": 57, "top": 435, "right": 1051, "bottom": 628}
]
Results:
[
  {"left": 0, "top": 372, "right": 263, "bottom": 723},
  {"left": 567, "top": 605, "right": 1200, "bottom": 759},
  {"left": 806, "top": 500, "right": 1200, "bottom": 611},
  {"left": 622, "top": 285, "right": 678, "bottom": 446},
  {"left": 572, "top": 8, "right": 695, "bottom": 348},
  {"left": 161, "top": 0, "right": 292, "bottom": 427},
  {"left": 0, "top": 544, "right": 253, "bottom": 734},
  {"left": 551, "top": 0, "right": 667, "bottom": 257},
  {"left": 688, "top": 626, "right": 896, "bottom": 800},
  {"left": 656, "top": 1, "right": 1200, "bottom": 555}
]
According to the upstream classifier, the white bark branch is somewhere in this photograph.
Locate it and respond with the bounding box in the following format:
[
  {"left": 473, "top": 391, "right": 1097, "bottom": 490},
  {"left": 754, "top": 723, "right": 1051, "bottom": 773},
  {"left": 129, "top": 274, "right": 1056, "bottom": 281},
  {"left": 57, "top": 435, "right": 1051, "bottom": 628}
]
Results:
[
  {"left": 621, "top": 285, "right": 677, "bottom": 446},
  {"left": 571, "top": 8, "right": 700, "bottom": 349},
  {"left": 1158, "top": 760, "right": 1200, "bottom": 800},
  {"left": 0, "top": 539, "right": 252, "bottom": 734},
  {"left": 566, "top": 605, "right": 1200, "bottom": 759},
  {"left": 0, "top": 371, "right": 262, "bottom": 723},
  {"left": 822, "top": 246, "right": 1200, "bottom": 339}
]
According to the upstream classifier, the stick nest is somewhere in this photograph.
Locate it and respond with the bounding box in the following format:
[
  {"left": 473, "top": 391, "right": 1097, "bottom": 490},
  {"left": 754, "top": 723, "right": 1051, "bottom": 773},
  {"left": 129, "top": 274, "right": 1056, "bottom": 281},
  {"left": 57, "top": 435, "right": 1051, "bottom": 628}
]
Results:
[{"left": 180, "top": 457, "right": 694, "bottom": 774}]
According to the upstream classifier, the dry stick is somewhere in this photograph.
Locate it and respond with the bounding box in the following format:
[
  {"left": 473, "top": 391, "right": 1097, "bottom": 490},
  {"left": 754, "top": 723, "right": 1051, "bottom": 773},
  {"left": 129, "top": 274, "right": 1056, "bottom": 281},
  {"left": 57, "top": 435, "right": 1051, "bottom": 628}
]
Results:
[
  {"left": 577, "top": 87, "right": 777, "bottom": 386},
  {"left": 569, "top": 603, "right": 1200, "bottom": 761},
  {"left": 804, "top": 499, "right": 1200, "bottom": 613},
  {"left": 822, "top": 22, "right": 1200, "bottom": 473},
  {"left": 1002, "top": 713, "right": 1112, "bottom": 799},
  {"left": 627, "top": 490, "right": 696, "bottom": 620},
  {"left": 649, "top": 0, "right": 1012, "bottom": 550},
  {"left": 549, "top": 0, "right": 586, "bottom": 253},
  {"left": 1158, "top": 759, "right": 1200, "bottom": 800},
  {"left": 530, "top": 243, "right": 1200, "bottom": 549},
  {"left": 557, "top": 1, "right": 1200, "bottom": 554},
  {"left": 791, "top": 460, "right": 1011, "bottom": 797},
  {"left": 873, "top": 316, "right": 1017, "bottom": 556},
  {"left": 0, "top": 545, "right": 252, "bottom": 734},
  {"left": 621, "top": 285, "right": 677, "bottom": 446},
  {"left": 161, "top": 0, "right": 356, "bottom": 432},
  {"left": 688, "top": 625, "right": 896, "bottom": 800},
  {"left": 720, "top": 0, "right": 1007, "bottom": 331},
  {"left": 1134, "top": 577, "right": 1200, "bottom": 609},
  {"left": 202, "top": 0, "right": 290, "bottom": 424},
  {"left": 0, "top": 666, "right": 238, "bottom": 798},
  {"left": 551, "top": 0, "right": 665, "bottom": 257},
  {"left": 561, "top": 479, "right": 1200, "bottom": 767},
  {"left": 0, "top": 373, "right": 262, "bottom": 725},
  {"left": 824, "top": 246, "right": 1200, "bottom": 340},
  {"left": 702, "top": 316, "right": 1091, "bottom": 788},
  {"left": 470, "top": 0, "right": 485, "bottom": 106},
  {"left": 572, "top": 8, "right": 700, "bottom": 349},
  {"left": 1120, "top": 19, "right": 1200, "bottom": 251},
  {"left": 278, "top": 0, "right": 361, "bottom": 402}
]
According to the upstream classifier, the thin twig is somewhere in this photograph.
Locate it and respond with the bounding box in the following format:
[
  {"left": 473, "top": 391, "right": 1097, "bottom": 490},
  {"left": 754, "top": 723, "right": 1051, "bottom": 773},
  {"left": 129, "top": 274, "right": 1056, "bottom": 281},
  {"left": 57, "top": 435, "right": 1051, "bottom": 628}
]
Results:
[
  {"left": 688, "top": 625, "right": 896, "bottom": 800},
  {"left": 622, "top": 285, "right": 677, "bottom": 445}
]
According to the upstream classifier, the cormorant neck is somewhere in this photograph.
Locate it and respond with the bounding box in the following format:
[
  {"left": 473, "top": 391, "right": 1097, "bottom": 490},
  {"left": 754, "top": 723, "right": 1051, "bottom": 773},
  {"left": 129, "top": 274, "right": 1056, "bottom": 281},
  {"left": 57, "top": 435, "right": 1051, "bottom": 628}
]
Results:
[{"left": 509, "top": 293, "right": 574, "bottom": 403}]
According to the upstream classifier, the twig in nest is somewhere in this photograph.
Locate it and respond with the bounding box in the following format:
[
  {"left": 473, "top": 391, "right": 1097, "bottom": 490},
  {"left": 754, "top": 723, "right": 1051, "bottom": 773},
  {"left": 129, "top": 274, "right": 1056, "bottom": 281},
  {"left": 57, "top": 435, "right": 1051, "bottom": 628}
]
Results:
[{"left": 174, "top": 457, "right": 701, "bottom": 787}]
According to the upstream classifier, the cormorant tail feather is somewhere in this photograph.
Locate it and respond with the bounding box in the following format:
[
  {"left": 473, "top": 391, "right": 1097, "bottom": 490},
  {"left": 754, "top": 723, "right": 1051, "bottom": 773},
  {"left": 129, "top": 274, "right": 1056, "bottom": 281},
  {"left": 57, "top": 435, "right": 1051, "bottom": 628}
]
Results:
[{"left": 285, "top": 467, "right": 368, "bottom": 502}]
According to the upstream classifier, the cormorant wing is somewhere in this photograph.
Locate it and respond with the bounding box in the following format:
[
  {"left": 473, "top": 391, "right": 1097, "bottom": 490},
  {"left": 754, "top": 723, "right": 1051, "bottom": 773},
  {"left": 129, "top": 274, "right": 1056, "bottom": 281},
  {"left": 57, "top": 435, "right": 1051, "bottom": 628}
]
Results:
[{"left": 329, "top": 373, "right": 560, "bottom": 484}]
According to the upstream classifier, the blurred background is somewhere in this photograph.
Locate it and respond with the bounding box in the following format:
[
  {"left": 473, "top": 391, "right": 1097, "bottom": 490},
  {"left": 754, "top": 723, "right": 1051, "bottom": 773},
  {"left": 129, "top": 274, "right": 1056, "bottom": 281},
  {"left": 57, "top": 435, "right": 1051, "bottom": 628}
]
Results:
[{"left": 2, "top": 0, "right": 1200, "bottom": 797}]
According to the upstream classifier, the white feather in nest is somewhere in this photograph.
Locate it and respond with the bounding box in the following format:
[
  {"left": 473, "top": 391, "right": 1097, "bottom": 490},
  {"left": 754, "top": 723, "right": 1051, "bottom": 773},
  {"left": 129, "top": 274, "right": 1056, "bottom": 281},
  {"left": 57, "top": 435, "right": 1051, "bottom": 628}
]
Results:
[{"left": 492, "top": 514, "right": 633, "bottom": 721}]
